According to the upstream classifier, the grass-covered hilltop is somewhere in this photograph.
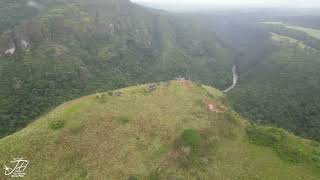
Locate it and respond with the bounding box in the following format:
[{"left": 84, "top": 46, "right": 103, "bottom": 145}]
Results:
[
  {"left": 0, "top": 0, "right": 233, "bottom": 137},
  {"left": 0, "top": 81, "right": 319, "bottom": 179}
]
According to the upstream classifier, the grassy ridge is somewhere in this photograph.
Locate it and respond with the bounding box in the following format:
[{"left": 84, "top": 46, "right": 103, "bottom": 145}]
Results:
[
  {"left": 270, "top": 32, "right": 318, "bottom": 53},
  {"left": 264, "top": 22, "right": 320, "bottom": 40},
  {"left": 0, "top": 81, "right": 319, "bottom": 179}
]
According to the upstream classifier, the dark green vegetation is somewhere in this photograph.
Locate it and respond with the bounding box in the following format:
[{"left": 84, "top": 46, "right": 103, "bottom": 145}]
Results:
[
  {"left": 181, "top": 129, "right": 200, "bottom": 148},
  {"left": 205, "top": 12, "right": 320, "bottom": 142},
  {"left": 48, "top": 118, "right": 64, "bottom": 130},
  {"left": 229, "top": 44, "right": 320, "bottom": 141},
  {"left": 247, "top": 126, "right": 320, "bottom": 166},
  {"left": 0, "top": 81, "right": 319, "bottom": 179},
  {"left": 0, "top": 0, "right": 233, "bottom": 137},
  {"left": 0, "top": 0, "right": 39, "bottom": 33}
]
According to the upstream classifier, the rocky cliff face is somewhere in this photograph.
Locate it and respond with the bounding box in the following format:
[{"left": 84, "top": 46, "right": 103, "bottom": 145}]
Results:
[
  {"left": 0, "top": 21, "right": 46, "bottom": 55},
  {"left": 0, "top": 0, "right": 153, "bottom": 56}
]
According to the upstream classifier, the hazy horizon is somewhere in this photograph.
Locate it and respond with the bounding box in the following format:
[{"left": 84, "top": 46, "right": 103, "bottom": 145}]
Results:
[{"left": 131, "top": 0, "right": 320, "bottom": 11}]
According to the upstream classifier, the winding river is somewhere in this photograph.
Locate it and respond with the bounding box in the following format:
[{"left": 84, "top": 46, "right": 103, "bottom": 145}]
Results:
[{"left": 223, "top": 65, "right": 238, "bottom": 93}]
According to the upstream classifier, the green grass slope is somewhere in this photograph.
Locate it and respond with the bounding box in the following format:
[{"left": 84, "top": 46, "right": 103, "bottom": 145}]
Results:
[{"left": 0, "top": 81, "right": 319, "bottom": 179}]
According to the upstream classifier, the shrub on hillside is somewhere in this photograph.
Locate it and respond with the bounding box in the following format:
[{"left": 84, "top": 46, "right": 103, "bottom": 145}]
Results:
[
  {"left": 116, "top": 116, "right": 129, "bottom": 124},
  {"left": 127, "top": 175, "right": 139, "bottom": 180},
  {"left": 48, "top": 119, "right": 64, "bottom": 130},
  {"left": 96, "top": 94, "right": 108, "bottom": 103},
  {"left": 108, "top": 91, "right": 113, "bottom": 96},
  {"left": 182, "top": 129, "right": 200, "bottom": 148},
  {"left": 246, "top": 126, "right": 285, "bottom": 146},
  {"left": 247, "top": 125, "right": 320, "bottom": 167},
  {"left": 148, "top": 170, "right": 161, "bottom": 180}
]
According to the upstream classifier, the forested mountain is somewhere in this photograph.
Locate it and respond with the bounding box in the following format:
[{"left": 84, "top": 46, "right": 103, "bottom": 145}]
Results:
[
  {"left": 0, "top": 0, "right": 234, "bottom": 137},
  {"left": 202, "top": 11, "right": 320, "bottom": 142}
]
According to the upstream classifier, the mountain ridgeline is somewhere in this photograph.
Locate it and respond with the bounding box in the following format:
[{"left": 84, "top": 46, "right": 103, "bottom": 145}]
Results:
[{"left": 0, "top": 0, "right": 234, "bottom": 137}]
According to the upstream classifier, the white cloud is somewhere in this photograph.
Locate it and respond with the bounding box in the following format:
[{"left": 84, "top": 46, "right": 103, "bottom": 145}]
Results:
[{"left": 27, "top": 1, "right": 43, "bottom": 9}]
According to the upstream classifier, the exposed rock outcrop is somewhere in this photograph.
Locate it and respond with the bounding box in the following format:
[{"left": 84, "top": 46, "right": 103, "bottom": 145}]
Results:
[{"left": 0, "top": 21, "right": 45, "bottom": 56}]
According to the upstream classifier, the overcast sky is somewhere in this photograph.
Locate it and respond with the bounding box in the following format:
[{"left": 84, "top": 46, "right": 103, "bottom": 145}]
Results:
[{"left": 131, "top": 0, "right": 320, "bottom": 8}]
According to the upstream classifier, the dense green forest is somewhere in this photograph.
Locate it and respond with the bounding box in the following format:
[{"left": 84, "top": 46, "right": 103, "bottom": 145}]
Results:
[
  {"left": 229, "top": 45, "right": 320, "bottom": 141},
  {"left": 0, "top": 0, "right": 233, "bottom": 137},
  {"left": 205, "top": 13, "right": 320, "bottom": 142}
]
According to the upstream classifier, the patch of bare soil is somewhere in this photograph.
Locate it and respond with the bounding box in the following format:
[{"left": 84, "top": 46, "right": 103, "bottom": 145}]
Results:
[{"left": 203, "top": 97, "right": 226, "bottom": 113}]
